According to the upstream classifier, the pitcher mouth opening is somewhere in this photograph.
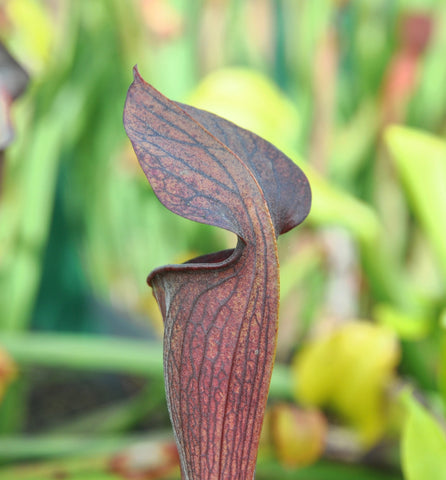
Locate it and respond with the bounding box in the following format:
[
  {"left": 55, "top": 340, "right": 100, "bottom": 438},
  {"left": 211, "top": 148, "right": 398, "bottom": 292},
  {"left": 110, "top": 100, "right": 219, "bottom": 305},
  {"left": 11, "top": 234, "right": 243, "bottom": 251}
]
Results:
[
  {"left": 183, "top": 233, "right": 245, "bottom": 267},
  {"left": 184, "top": 248, "right": 235, "bottom": 265},
  {"left": 147, "top": 236, "right": 245, "bottom": 288}
]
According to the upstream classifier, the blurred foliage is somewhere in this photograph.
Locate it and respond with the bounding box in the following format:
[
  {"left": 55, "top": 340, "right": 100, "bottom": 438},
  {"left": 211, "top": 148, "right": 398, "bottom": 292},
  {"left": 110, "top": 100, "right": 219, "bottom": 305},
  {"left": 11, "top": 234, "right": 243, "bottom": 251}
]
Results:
[
  {"left": 386, "top": 126, "right": 446, "bottom": 283},
  {"left": 292, "top": 321, "right": 400, "bottom": 446},
  {"left": 401, "top": 391, "right": 446, "bottom": 480},
  {"left": 0, "top": 0, "right": 446, "bottom": 478}
]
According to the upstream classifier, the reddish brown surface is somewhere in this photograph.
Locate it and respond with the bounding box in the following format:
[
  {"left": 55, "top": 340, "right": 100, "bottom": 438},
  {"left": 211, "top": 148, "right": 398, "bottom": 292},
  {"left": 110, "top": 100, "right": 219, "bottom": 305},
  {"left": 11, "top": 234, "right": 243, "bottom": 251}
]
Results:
[
  {"left": 124, "top": 67, "right": 310, "bottom": 480},
  {"left": 380, "top": 13, "right": 433, "bottom": 126}
]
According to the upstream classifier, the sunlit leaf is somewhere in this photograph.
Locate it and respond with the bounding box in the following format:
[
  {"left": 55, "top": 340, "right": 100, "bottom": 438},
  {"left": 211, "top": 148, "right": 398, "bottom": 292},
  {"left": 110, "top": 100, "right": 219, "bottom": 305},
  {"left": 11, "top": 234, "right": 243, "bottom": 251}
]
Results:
[
  {"left": 187, "top": 67, "right": 300, "bottom": 150},
  {"left": 6, "top": 0, "right": 55, "bottom": 68},
  {"left": 386, "top": 126, "right": 446, "bottom": 283},
  {"left": 374, "top": 304, "right": 432, "bottom": 340},
  {"left": 401, "top": 390, "right": 446, "bottom": 480},
  {"left": 124, "top": 68, "right": 311, "bottom": 479},
  {"left": 292, "top": 321, "right": 400, "bottom": 446}
]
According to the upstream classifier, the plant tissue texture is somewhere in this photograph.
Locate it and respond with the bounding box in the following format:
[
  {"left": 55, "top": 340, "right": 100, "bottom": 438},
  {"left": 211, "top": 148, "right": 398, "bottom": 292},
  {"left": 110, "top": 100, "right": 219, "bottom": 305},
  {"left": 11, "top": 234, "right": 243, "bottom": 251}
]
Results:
[{"left": 124, "top": 67, "right": 311, "bottom": 480}]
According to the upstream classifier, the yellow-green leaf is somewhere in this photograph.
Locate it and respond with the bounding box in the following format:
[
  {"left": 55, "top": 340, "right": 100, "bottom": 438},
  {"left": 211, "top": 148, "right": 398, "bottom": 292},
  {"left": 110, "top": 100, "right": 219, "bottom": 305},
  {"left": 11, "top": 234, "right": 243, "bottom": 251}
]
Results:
[
  {"left": 292, "top": 321, "right": 400, "bottom": 446},
  {"left": 401, "top": 391, "right": 446, "bottom": 480},
  {"left": 374, "top": 304, "right": 432, "bottom": 340},
  {"left": 385, "top": 126, "right": 446, "bottom": 283},
  {"left": 187, "top": 67, "right": 300, "bottom": 152}
]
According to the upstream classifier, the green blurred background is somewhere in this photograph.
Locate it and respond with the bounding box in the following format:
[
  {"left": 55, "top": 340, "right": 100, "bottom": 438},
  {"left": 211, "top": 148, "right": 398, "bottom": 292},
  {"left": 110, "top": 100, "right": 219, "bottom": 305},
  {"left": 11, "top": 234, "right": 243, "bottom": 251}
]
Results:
[{"left": 1, "top": 0, "right": 446, "bottom": 479}]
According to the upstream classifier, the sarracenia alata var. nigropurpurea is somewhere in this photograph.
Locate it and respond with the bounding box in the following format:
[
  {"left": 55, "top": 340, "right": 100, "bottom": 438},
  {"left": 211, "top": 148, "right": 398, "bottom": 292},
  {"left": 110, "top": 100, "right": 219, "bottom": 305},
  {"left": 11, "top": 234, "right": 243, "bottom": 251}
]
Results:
[{"left": 124, "top": 67, "right": 311, "bottom": 480}]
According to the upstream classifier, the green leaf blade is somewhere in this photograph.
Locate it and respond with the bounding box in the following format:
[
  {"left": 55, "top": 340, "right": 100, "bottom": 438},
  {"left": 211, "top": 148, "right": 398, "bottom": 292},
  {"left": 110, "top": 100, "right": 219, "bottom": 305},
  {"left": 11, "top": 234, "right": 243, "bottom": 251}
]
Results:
[{"left": 401, "top": 391, "right": 446, "bottom": 480}]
